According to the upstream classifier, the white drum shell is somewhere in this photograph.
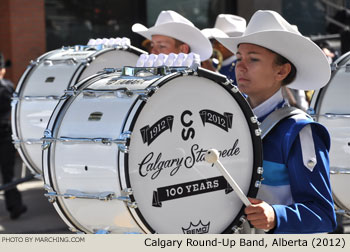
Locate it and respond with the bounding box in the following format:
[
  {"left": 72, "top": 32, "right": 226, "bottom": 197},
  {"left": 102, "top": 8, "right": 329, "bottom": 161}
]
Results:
[
  {"left": 310, "top": 52, "right": 350, "bottom": 216},
  {"left": 12, "top": 46, "right": 143, "bottom": 174}
]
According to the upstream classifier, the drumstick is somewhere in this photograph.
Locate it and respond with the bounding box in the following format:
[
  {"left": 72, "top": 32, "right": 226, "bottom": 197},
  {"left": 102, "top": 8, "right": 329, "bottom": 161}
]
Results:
[{"left": 205, "top": 149, "right": 251, "bottom": 206}]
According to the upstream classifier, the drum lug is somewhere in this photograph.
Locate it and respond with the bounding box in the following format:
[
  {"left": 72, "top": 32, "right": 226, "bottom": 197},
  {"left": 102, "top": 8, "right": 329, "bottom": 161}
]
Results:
[
  {"left": 30, "top": 60, "right": 40, "bottom": 66},
  {"left": 178, "top": 68, "right": 195, "bottom": 76},
  {"left": 118, "top": 131, "right": 131, "bottom": 153},
  {"left": 231, "top": 225, "right": 241, "bottom": 234},
  {"left": 44, "top": 184, "right": 57, "bottom": 203},
  {"left": 11, "top": 92, "right": 19, "bottom": 105},
  {"left": 231, "top": 85, "right": 239, "bottom": 93},
  {"left": 122, "top": 188, "right": 133, "bottom": 196},
  {"left": 254, "top": 128, "right": 262, "bottom": 136},
  {"left": 127, "top": 202, "right": 138, "bottom": 209},
  {"left": 65, "top": 86, "right": 78, "bottom": 97},
  {"left": 250, "top": 116, "right": 260, "bottom": 124},
  {"left": 138, "top": 86, "right": 158, "bottom": 101},
  {"left": 257, "top": 167, "right": 264, "bottom": 175},
  {"left": 307, "top": 108, "right": 315, "bottom": 115},
  {"left": 82, "top": 56, "right": 94, "bottom": 66},
  {"left": 222, "top": 79, "right": 233, "bottom": 86},
  {"left": 42, "top": 129, "right": 54, "bottom": 150},
  {"left": 12, "top": 138, "right": 21, "bottom": 149},
  {"left": 121, "top": 188, "right": 138, "bottom": 208},
  {"left": 254, "top": 180, "right": 262, "bottom": 188},
  {"left": 239, "top": 216, "right": 247, "bottom": 224}
]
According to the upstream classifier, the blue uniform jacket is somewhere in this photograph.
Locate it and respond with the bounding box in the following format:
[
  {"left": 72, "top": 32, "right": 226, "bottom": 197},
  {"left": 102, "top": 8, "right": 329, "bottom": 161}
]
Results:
[{"left": 259, "top": 105, "right": 337, "bottom": 234}]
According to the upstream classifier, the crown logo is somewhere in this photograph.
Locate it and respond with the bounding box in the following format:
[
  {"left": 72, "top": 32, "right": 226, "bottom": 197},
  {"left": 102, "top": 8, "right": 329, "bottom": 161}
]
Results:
[{"left": 182, "top": 220, "right": 210, "bottom": 234}]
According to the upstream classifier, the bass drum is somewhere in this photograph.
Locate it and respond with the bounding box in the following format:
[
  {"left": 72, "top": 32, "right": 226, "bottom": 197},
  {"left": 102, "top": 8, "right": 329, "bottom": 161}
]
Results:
[
  {"left": 11, "top": 44, "right": 145, "bottom": 174},
  {"left": 42, "top": 67, "right": 263, "bottom": 234},
  {"left": 309, "top": 52, "right": 350, "bottom": 218}
]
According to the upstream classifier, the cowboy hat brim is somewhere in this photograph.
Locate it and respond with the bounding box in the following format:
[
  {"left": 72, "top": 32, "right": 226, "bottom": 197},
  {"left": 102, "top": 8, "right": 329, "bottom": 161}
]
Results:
[
  {"left": 132, "top": 22, "right": 213, "bottom": 61},
  {"left": 217, "top": 30, "right": 331, "bottom": 90},
  {"left": 201, "top": 28, "right": 229, "bottom": 39}
]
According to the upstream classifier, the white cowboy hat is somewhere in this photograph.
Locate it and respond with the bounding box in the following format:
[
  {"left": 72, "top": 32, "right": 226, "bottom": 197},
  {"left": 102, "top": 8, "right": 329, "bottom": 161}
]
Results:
[
  {"left": 132, "top": 10, "right": 212, "bottom": 61},
  {"left": 216, "top": 10, "right": 331, "bottom": 90},
  {"left": 202, "top": 14, "right": 246, "bottom": 39},
  {"left": 201, "top": 28, "right": 228, "bottom": 39}
]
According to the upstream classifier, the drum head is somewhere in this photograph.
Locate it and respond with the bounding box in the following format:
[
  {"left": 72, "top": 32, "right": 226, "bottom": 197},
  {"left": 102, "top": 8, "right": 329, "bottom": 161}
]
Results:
[{"left": 124, "top": 74, "right": 262, "bottom": 233}]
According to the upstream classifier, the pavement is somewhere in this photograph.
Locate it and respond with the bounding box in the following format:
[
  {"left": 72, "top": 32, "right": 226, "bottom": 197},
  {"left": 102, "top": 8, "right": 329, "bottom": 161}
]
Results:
[
  {"left": 1, "top": 154, "right": 350, "bottom": 234},
  {"left": 0, "top": 154, "right": 70, "bottom": 234}
]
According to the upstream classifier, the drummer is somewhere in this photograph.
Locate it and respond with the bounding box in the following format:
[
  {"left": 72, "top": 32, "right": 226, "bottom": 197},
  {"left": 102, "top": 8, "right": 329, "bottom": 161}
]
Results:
[
  {"left": 132, "top": 10, "right": 212, "bottom": 62},
  {"left": 201, "top": 14, "right": 246, "bottom": 83},
  {"left": 216, "top": 10, "right": 336, "bottom": 233}
]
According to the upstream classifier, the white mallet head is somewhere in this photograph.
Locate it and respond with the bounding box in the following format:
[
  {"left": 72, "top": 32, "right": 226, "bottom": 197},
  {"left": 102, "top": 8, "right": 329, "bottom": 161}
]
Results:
[{"left": 205, "top": 149, "right": 220, "bottom": 164}]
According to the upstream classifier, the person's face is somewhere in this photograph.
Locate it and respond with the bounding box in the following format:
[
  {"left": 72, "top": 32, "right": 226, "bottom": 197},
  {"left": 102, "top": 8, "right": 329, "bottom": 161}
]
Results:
[
  {"left": 150, "top": 35, "right": 183, "bottom": 54},
  {"left": 0, "top": 68, "right": 5, "bottom": 79},
  {"left": 235, "top": 43, "right": 285, "bottom": 106}
]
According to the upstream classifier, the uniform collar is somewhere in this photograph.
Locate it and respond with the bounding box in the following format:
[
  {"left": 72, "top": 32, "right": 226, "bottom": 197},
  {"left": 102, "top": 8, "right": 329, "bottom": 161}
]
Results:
[{"left": 252, "top": 89, "right": 286, "bottom": 121}]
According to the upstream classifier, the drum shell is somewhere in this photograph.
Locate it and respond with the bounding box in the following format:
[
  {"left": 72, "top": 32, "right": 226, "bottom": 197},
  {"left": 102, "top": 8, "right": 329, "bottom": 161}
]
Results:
[
  {"left": 42, "top": 68, "right": 263, "bottom": 234},
  {"left": 309, "top": 52, "right": 350, "bottom": 217},
  {"left": 11, "top": 46, "right": 144, "bottom": 174}
]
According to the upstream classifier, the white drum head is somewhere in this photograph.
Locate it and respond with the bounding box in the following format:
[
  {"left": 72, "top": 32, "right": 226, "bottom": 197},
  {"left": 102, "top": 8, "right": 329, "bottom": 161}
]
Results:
[{"left": 123, "top": 74, "right": 262, "bottom": 233}]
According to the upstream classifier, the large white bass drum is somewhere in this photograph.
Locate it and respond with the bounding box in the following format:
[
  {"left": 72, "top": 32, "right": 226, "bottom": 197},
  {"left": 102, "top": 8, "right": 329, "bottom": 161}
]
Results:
[
  {"left": 11, "top": 44, "right": 145, "bottom": 174},
  {"left": 309, "top": 52, "right": 350, "bottom": 218},
  {"left": 42, "top": 66, "right": 263, "bottom": 234}
]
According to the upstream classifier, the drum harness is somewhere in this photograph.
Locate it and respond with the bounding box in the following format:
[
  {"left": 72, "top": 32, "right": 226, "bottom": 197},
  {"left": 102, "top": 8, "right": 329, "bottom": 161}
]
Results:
[{"left": 259, "top": 105, "right": 308, "bottom": 139}]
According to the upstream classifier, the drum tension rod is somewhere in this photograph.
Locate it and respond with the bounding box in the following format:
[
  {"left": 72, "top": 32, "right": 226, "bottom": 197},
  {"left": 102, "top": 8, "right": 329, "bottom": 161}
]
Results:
[
  {"left": 44, "top": 184, "right": 137, "bottom": 208},
  {"left": 11, "top": 92, "right": 64, "bottom": 102},
  {"left": 41, "top": 130, "right": 131, "bottom": 153},
  {"left": 335, "top": 209, "right": 350, "bottom": 215}
]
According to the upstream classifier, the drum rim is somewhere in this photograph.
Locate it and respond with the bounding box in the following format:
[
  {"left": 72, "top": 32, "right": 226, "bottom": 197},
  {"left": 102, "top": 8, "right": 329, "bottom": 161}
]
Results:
[{"left": 120, "top": 71, "right": 263, "bottom": 234}]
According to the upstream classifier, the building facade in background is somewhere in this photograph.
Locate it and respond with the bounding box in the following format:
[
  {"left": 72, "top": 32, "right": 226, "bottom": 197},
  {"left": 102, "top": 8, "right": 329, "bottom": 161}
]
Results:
[{"left": 0, "top": 0, "right": 349, "bottom": 85}]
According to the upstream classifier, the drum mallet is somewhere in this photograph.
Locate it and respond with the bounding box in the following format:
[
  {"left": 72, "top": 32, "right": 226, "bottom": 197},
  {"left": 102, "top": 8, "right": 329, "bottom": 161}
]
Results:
[{"left": 205, "top": 149, "right": 251, "bottom": 207}]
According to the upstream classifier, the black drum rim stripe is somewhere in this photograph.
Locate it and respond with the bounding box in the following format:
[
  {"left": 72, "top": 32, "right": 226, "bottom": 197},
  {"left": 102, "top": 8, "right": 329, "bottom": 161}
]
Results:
[
  {"left": 44, "top": 88, "right": 86, "bottom": 233},
  {"left": 121, "top": 72, "right": 181, "bottom": 234},
  {"left": 218, "top": 81, "right": 263, "bottom": 233}
]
